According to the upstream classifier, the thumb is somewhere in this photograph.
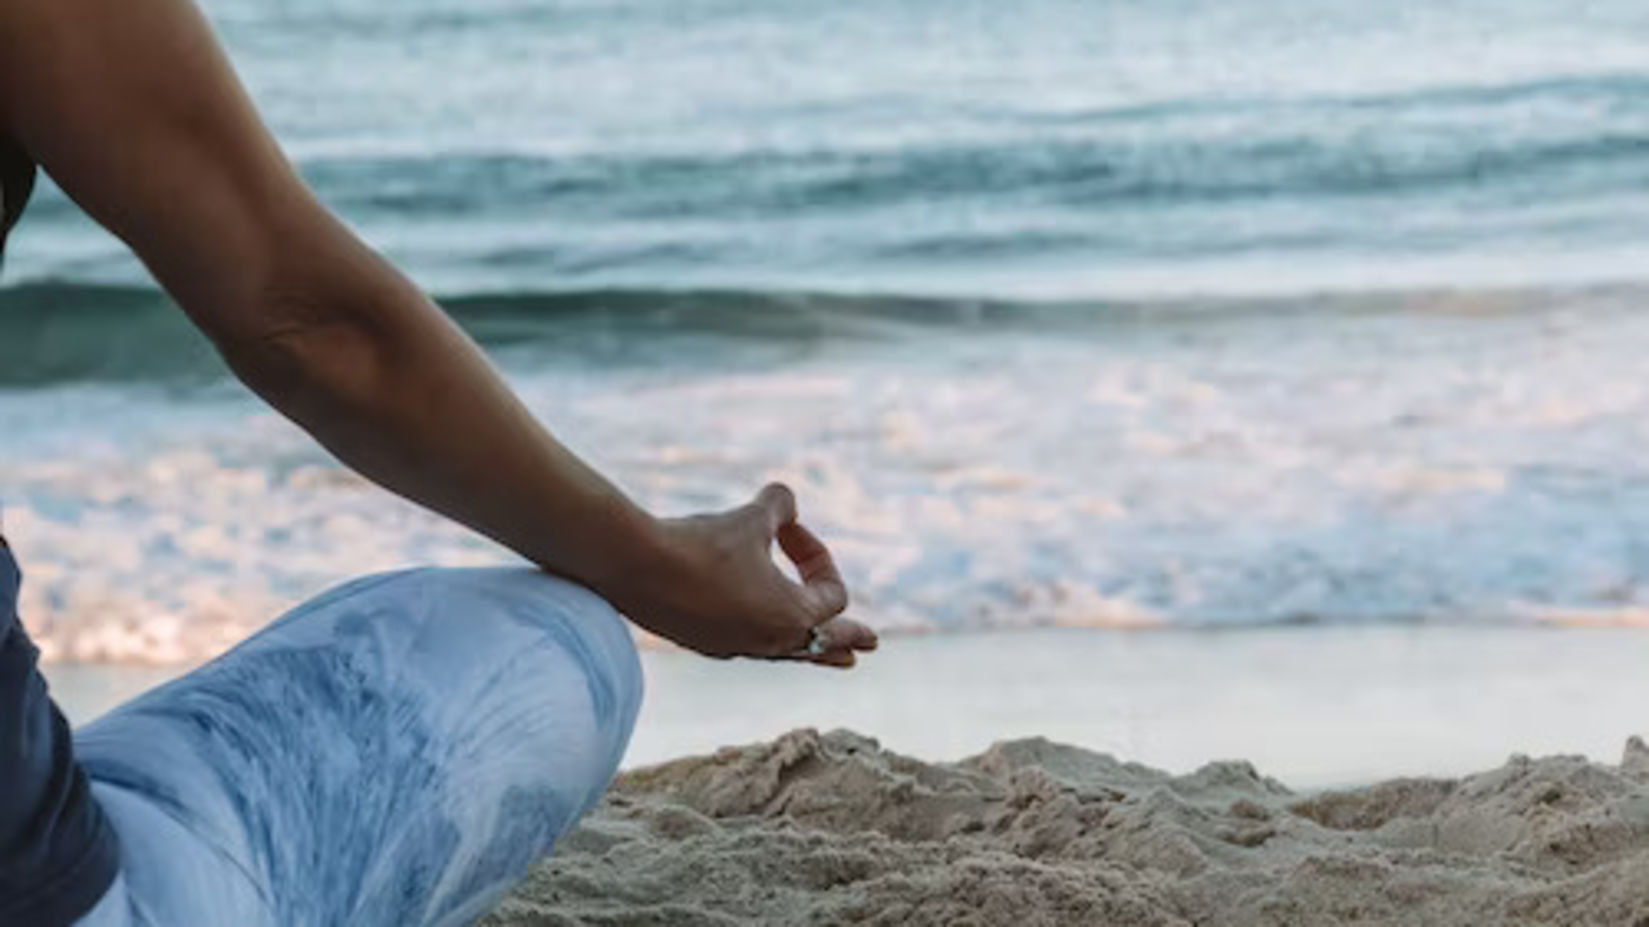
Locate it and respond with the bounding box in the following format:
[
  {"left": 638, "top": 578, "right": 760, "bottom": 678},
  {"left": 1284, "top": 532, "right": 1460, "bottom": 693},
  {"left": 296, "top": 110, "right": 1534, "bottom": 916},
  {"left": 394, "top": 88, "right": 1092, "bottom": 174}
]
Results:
[{"left": 751, "top": 482, "right": 799, "bottom": 534}]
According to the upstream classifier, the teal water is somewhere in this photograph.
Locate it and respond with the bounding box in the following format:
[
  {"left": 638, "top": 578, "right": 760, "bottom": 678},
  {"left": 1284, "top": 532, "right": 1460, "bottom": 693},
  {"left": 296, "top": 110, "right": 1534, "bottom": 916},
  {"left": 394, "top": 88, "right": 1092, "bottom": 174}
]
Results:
[{"left": 7, "top": 0, "right": 1649, "bottom": 298}]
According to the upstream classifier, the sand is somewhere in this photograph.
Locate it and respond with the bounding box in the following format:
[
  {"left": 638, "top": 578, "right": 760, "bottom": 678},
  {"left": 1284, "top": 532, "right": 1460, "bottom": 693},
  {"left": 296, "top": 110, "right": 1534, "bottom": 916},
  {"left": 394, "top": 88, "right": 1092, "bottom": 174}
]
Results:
[{"left": 481, "top": 728, "right": 1649, "bottom": 926}]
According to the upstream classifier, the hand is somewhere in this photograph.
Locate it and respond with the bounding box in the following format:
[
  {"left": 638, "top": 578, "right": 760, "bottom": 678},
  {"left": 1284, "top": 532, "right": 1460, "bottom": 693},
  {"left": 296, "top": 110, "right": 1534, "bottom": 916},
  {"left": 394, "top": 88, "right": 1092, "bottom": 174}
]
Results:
[{"left": 599, "top": 484, "right": 878, "bottom": 668}]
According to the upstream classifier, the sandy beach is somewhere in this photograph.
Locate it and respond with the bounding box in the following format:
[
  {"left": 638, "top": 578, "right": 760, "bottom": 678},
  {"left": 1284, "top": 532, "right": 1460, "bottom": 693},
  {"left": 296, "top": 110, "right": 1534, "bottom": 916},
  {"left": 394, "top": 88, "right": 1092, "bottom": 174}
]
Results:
[
  {"left": 484, "top": 728, "right": 1649, "bottom": 926},
  {"left": 44, "top": 625, "right": 1649, "bottom": 925},
  {"left": 9, "top": 0, "right": 1649, "bottom": 923}
]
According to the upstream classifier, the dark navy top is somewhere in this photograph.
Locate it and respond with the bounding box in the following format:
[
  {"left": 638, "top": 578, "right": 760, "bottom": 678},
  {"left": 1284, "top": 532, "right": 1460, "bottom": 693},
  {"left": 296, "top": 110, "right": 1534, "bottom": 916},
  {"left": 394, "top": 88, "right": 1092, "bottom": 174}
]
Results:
[
  {"left": 5, "top": 145, "right": 121, "bottom": 923},
  {"left": 0, "top": 539, "right": 121, "bottom": 925}
]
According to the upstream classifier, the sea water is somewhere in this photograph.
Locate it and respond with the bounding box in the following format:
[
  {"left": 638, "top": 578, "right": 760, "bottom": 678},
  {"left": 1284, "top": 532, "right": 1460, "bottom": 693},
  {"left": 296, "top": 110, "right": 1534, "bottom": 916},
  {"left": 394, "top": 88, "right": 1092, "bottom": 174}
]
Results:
[
  {"left": 50, "top": 625, "right": 1649, "bottom": 787},
  {"left": 7, "top": 0, "right": 1649, "bottom": 661}
]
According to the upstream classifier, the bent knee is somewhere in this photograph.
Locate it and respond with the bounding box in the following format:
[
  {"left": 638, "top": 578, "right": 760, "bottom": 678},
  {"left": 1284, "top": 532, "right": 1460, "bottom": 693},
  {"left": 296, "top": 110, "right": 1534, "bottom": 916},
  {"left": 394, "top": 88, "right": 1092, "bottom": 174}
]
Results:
[
  {"left": 410, "top": 569, "right": 644, "bottom": 800},
  {"left": 428, "top": 567, "right": 636, "bottom": 675},
  {"left": 239, "top": 566, "right": 643, "bottom": 753},
  {"left": 412, "top": 568, "right": 643, "bottom": 733}
]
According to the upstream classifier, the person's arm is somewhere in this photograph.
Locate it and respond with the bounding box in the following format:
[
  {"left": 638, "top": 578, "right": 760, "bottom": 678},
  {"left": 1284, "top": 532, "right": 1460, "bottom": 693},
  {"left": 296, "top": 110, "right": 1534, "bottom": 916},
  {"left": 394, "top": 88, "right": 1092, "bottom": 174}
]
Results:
[{"left": 0, "top": 0, "right": 875, "bottom": 665}]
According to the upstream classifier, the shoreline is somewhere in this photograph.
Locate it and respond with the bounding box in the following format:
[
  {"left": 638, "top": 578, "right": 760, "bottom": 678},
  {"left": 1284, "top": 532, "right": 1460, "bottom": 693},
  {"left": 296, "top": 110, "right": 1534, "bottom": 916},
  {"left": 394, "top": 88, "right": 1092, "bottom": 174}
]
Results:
[
  {"left": 50, "top": 624, "right": 1649, "bottom": 790},
  {"left": 35, "top": 615, "right": 1649, "bottom": 672}
]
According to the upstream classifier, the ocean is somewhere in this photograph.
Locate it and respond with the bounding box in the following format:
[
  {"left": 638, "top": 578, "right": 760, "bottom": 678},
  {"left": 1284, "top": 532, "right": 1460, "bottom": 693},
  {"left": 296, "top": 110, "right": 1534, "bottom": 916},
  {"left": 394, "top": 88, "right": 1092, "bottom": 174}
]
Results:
[{"left": 7, "top": 0, "right": 1649, "bottom": 663}]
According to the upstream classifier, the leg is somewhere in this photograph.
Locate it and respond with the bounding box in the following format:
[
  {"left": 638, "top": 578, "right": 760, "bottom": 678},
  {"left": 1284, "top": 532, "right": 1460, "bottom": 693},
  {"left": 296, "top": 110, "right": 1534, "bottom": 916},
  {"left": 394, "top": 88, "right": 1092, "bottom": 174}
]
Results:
[{"left": 73, "top": 567, "right": 644, "bottom": 927}]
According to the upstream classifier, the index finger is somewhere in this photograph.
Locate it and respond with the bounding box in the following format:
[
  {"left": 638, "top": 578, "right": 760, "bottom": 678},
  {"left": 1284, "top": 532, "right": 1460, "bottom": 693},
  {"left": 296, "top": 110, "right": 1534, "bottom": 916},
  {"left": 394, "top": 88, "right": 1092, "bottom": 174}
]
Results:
[{"left": 777, "top": 521, "right": 848, "bottom": 620}]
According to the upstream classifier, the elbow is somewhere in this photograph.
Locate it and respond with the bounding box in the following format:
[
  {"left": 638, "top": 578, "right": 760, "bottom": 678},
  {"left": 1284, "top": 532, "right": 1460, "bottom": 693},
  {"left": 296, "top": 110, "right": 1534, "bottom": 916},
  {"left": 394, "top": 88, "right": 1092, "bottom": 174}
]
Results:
[
  {"left": 217, "top": 305, "right": 395, "bottom": 420},
  {"left": 196, "top": 211, "right": 427, "bottom": 415},
  {"left": 209, "top": 242, "right": 445, "bottom": 424}
]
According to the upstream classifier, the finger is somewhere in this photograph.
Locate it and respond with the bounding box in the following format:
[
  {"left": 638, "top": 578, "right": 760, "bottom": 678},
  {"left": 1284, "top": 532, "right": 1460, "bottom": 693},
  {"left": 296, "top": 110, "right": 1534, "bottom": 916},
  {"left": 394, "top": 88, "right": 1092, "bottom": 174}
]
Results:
[
  {"left": 753, "top": 482, "right": 798, "bottom": 534},
  {"left": 810, "top": 649, "right": 858, "bottom": 669},
  {"left": 777, "top": 521, "right": 849, "bottom": 618},
  {"left": 776, "top": 617, "right": 876, "bottom": 661},
  {"left": 770, "top": 645, "right": 859, "bottom": 669},
  {"left": 822, "top": 616, "right": 879, "bottom": 652}
]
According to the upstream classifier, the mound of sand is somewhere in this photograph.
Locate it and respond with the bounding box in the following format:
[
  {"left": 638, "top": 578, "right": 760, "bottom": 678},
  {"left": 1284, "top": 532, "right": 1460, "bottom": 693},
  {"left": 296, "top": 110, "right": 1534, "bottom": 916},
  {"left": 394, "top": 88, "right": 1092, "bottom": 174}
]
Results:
[{"left": 482, "top": 729, "right": 1649, "bottom": 926}]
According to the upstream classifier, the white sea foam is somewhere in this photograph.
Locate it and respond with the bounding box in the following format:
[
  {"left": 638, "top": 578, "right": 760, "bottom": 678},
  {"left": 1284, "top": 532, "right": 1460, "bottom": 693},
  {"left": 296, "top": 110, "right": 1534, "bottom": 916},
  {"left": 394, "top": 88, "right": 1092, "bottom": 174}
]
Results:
[{"left": 8, "top": 287, "right": 1649, "bottom": 663}]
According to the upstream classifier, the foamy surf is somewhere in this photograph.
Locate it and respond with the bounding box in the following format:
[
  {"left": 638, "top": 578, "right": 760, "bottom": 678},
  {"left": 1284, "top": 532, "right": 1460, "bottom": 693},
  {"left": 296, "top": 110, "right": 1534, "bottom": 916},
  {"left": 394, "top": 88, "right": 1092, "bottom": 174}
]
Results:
[{"left": 10, "top": 284, "right": 1649, "bottom": 663}]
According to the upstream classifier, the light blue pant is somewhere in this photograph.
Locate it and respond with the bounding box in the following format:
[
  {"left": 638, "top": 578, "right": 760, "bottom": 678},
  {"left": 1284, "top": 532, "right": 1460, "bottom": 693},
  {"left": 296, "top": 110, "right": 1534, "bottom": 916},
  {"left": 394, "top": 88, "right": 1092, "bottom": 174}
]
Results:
[{"left": 70, "top": 568, "right": 644, "bottom": 927}]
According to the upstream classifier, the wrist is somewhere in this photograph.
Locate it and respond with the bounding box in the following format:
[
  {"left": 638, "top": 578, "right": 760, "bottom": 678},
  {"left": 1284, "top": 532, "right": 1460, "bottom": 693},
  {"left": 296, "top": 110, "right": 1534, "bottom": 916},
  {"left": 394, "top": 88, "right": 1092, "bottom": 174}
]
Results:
[{"left": 565, "top": 492, "right": 670, "bottom": 603}]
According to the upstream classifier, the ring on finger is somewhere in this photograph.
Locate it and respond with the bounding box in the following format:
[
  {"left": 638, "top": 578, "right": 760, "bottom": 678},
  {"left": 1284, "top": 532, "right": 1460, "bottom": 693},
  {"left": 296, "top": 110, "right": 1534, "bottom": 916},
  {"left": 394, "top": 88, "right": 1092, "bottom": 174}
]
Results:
[{"left": 801, "top": 624, "right": 829, "bottom": 657}]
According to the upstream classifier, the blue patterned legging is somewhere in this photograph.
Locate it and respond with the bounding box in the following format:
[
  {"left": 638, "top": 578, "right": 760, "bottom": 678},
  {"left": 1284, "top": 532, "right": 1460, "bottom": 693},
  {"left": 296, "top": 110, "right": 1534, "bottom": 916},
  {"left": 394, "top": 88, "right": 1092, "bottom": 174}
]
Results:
[{"left": 72, "top": 567, "right": 643, "bottom": 927}]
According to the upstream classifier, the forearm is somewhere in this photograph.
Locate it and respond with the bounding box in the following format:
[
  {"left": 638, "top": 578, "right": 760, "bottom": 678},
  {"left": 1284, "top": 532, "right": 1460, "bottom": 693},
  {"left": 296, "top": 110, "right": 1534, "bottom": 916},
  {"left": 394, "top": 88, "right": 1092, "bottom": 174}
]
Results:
[
  {"left": 220, "top": 235, "right": 660, "bottom": 594},
  {"left": 1, "top": 0, "right": 872, "bottom": 668}
]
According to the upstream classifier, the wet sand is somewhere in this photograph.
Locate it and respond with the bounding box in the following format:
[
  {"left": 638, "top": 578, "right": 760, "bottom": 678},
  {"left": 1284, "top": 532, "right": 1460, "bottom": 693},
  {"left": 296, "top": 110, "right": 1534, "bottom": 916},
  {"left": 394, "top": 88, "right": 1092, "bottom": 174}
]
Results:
[{"left": 52, "top": 625, "right": 1649, "bottom": 788}]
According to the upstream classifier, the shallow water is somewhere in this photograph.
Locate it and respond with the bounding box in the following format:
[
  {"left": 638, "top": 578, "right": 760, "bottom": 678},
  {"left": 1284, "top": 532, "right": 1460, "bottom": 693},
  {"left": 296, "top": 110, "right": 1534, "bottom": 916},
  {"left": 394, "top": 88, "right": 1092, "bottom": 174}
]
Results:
[{"left": 49, "top": 625, "right": 1649, "bottom": 789}]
